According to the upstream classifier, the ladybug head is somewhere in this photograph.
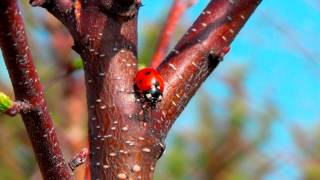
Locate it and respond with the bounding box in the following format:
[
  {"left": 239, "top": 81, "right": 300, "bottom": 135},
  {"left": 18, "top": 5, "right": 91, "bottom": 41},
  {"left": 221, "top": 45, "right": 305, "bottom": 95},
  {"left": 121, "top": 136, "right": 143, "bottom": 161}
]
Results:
[{"left": 145, "top": 85, "right": 163, "bottom": 104}]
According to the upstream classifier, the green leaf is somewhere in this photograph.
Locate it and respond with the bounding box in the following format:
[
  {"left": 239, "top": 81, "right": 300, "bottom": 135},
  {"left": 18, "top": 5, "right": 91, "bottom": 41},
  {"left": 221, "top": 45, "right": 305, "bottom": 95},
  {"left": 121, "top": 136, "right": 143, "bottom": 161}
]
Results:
[
  {"left": 71, "top": 57, "right": 83, "bottom": 70},
  {"left": 0, "top": 92, "right": 13, "bottom": 112}
]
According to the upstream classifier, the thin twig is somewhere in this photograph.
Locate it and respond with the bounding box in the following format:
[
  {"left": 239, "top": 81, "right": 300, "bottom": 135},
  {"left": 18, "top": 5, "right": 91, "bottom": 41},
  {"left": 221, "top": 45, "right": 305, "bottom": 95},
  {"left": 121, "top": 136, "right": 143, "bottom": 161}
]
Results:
[
  {"left": 5, "top": 101, "right": 32, "bottom": 116},
  {"left": 0, "top": 1, "right": 73, "bottom": 179},
  {"left": 151, "top": 0, "right": 196, "bottom": 68},
  {"left": 29, "top": 0, "right": 75, "bottom": 32}
]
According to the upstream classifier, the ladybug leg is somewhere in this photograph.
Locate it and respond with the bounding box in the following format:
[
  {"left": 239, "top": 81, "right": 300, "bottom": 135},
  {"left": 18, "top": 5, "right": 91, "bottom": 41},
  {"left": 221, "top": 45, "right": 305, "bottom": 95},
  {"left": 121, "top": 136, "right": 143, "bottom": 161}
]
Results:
[
  {"left": 150, "top": 102, "right": 157, "bottom": 110},
  {"left": 135, "top": 94, "right": 146, "bottom": 104},
  {"left": 142, "top": 110, "right": 151, "bottom": 122},
  {"left": 141, "top": 102, "right": 155, "bottom": 122},
  {"left": 134, "top": 105, "right": 150, "bottom": 122},
  {"left": 129, "top": 108, "right": 149, "bottom": 122}
]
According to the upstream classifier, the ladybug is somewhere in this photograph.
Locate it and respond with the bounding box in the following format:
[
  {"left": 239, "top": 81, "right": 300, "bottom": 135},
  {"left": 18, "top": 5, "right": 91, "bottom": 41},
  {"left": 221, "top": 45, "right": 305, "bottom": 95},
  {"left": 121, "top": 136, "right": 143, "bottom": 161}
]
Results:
[{"left": 134, "top": 68, "right": 164, "bottom": 107}]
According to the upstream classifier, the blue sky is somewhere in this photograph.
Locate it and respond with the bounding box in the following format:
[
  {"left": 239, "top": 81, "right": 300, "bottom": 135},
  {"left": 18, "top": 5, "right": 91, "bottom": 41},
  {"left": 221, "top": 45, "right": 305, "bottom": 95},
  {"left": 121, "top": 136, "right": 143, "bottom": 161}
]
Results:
[
  {"left": 139, "top": 0, "right": 320, "bottom": 179},
  {"left": 0, "top": 0, "right": 319, "bottom": 179}
]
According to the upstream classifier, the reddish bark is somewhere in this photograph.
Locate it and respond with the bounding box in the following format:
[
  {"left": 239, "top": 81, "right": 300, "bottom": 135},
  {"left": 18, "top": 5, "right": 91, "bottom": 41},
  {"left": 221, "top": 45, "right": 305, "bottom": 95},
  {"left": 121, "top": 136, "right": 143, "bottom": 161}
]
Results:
[
  {"left": 5, "top": 101, "right": 32, "bottom": 116},
  {"left": 157, "top": 0, "right": 262, "bottom": 135},
  {"left": 0, "top": 1, "right": 73, "bottom": 179},
  {"left": 0, "top": 0, "right": 261, "bottom": 179}
]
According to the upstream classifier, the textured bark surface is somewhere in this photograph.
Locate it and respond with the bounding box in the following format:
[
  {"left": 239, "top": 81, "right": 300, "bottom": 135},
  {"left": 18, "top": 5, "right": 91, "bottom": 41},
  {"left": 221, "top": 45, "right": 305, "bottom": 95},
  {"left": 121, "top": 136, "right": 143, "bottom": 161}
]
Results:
[
  {"left": 157, "top": 0, "right": 262, "bottom": 136},
  {"left": 0, "top": 1, "right": 73, "bottom": 179},
  {"left": 0, "top": 0, "right": 262, "bottom": 179},
  {"left": 72, "top": 3, "right": 164, "bottom": 178}
]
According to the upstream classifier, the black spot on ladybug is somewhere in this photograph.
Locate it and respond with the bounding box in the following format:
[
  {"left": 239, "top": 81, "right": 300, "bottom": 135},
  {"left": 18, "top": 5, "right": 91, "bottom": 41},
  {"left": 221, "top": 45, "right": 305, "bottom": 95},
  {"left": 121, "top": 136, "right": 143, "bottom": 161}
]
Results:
[
  {"left": 144, "top": 71, "right": 151, "bottom": 75},
  {"left": 138, "top": 80, "right": 143, "bottom": 84}
]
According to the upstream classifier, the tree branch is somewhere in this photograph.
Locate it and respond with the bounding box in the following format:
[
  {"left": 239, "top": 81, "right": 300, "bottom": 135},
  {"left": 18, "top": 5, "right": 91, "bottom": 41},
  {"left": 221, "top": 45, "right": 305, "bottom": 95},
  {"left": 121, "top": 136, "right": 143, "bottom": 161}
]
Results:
[
  {"left": 61, "top": 0, "right": 160, "bottom": 179},
  {"left": 32, "top": 0, "right": 262, "bottom": 179},
  {"left": 29, "top": 0, "right": 75, "bottom": 32},
  {"left": 33, "top": 0, "right": 159, "bottom": 178},
  {"left": 0, "top": 1, "right": 73, "bottom": 179},
  {"left": 156, "top": 0, "right": 262, "bottom": 135},
  {"left": 150, "top": 0, "right": 196, "bottom": 68}
]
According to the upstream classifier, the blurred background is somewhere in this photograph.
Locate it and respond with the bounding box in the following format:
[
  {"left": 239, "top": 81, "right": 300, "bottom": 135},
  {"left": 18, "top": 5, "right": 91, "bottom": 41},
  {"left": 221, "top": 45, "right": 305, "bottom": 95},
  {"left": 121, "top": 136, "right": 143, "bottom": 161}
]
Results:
[{"left": 0, "top": 0, "right": 319, "bottom": 179}]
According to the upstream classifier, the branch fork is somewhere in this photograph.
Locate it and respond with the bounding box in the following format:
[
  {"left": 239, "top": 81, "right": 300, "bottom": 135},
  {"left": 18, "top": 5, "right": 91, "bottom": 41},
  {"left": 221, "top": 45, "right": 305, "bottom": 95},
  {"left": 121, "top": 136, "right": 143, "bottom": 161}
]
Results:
[{"left": 0, "top": 0, "right": 262, "bottom": 179}]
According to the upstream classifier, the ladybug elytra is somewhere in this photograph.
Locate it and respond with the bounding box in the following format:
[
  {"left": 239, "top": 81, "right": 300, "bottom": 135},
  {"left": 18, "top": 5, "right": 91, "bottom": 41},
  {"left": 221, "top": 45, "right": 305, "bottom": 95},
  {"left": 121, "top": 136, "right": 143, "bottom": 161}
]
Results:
[{"left": 134, "top": 68, "right": 164, "bottom": 106}]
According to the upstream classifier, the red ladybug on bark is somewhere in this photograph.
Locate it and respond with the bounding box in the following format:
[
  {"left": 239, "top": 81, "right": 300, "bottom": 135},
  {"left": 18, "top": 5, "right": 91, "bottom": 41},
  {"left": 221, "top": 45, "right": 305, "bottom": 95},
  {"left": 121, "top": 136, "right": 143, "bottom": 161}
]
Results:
[{"left": 134, "top": 68, "right": 164, "bottom": 106}]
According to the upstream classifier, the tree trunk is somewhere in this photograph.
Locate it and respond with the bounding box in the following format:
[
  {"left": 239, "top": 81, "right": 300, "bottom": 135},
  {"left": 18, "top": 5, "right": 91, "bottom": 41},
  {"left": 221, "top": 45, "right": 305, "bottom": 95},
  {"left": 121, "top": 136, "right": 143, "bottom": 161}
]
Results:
[{"left": 0, "top": 0, "right": 262, "bottom": 179}]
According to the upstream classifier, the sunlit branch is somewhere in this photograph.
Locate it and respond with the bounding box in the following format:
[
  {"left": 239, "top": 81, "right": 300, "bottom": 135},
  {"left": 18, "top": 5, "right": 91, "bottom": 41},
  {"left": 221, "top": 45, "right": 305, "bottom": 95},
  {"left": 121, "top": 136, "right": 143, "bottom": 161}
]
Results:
[{"left": 0, "top": 1, "right": 73, "bottom": 179}]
